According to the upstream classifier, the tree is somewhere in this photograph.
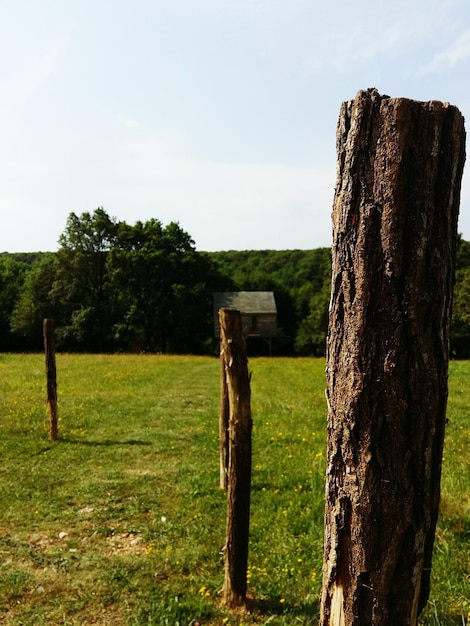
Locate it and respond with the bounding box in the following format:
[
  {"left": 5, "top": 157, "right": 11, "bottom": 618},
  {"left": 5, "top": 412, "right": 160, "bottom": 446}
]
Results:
[
  {"left": 450, "top": 235, "right": 470, "bottom": 356},
  {"left": 294, "top": 248, "right": 332, "bottom": 356},
  {"left": 294, "top": 280, "right": 330, "bottom": 356},
  {"left": 9, "top": 208, "right": 228, "bottom": 354},
  {"left": 450, "top": 267, "right": 470, "bottom": 357},
  {"left": 110, "top": 219, "right": 216, "bottom": 353},
  {"left": 0, "top": 255, "right": 30, "bottom": 350},
  {"left": 321, "top": 89, "right": 465, "bottom": 625},
  {"left": 455, "top": 233, "right": 470, "bottom": 271},
  {"left": 10, "top": 253, "right": 58, "bottom": 350},
  {"left": 51, "top": 208, "right": 119, "bottom": 351}
]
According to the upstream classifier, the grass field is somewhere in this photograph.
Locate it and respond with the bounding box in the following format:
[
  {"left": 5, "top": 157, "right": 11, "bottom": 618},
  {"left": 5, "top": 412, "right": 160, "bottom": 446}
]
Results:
[{"left": 0, "top": 354, "right": 469, "bottom": 625}]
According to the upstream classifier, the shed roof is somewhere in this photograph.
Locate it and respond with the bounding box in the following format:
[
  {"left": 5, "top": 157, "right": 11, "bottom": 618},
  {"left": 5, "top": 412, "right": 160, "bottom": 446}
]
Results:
[{"left": 213, "top": 291, "right": 277, "bottom": 314}]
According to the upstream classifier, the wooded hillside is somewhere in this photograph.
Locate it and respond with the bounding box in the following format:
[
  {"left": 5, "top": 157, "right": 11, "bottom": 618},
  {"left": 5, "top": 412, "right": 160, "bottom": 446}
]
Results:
[{"left": 2, "top": 209, "right": 470, "bottom": 356}]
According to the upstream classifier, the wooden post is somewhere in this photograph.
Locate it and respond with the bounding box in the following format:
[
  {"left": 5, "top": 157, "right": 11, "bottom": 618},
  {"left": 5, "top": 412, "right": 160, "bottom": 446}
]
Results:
[
  {"left": 219, "top": 308, "right": 252, "bottom": 609},
  {"left": 43, "top": 318, "right": 58, "bottom": 441},
  {"left": 220, "top": 343, "right": 229, "bottom": 489},
  {"left": 321, "top": 89, "right": 466, "bottom": 625}
]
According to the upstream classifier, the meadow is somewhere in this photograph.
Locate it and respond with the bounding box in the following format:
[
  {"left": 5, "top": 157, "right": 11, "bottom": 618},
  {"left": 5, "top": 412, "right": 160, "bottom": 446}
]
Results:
[{"left": 0, "top": 354, "right": 468, "bottom": 625}]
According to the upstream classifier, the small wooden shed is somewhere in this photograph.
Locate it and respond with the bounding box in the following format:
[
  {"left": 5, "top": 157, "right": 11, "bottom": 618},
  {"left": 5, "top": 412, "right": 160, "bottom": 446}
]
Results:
[{"left": 213, "top": 291, "right": 277, "bottom": 352}]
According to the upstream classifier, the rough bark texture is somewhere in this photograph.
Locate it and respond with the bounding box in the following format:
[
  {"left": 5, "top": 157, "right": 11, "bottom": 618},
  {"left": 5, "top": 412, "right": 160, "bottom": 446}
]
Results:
[
  {"left": 321, "top": 89, "right": 466, "bottom": 626},
  {"left": 43, "top": 318, "right": 58, "bottom": 442},
  {"left": 220, "top": 308, "right": 252, "bottom": 608},
  {"left": 220, "top": 349, "right": 230, "bottom": 489}
]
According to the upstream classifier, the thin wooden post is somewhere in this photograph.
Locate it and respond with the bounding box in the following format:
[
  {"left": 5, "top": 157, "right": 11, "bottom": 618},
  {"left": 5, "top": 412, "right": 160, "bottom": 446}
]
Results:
[
  {"left": 321, "top": 89, "right": 466, "bottom": 625},
  {"left": 43, "top": 318, "right": 58, "bottom": 441},
  {"left": 220, "top": 343, "right": 229, "bottom": 489},
  {"left": 219, "top": 308, "right": 252, "bottom": 609}
]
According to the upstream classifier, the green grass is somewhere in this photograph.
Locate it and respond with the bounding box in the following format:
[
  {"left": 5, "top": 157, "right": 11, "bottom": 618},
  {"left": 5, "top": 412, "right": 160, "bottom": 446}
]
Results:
[{"left": 0, "top": 354, "right": 468, "bottom": 625}]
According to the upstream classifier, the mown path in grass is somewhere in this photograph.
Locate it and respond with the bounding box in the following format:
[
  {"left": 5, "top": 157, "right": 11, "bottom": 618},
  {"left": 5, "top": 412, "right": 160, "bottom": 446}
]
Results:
[{"left": 0, "top": 354, "right": 468, "bottom": 625}]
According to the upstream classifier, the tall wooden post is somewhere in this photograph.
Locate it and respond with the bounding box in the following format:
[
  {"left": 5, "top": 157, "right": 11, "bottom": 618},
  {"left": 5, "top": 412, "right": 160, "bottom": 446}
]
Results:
[
  {"left": 321, "top": 89, "right": 466, "bottom": 626},
  {"left": 219, "top": 308, "right": 252, "bottom": 609},
  {"left": 43, "top": 318, "right": 58, "bottom": 441}
]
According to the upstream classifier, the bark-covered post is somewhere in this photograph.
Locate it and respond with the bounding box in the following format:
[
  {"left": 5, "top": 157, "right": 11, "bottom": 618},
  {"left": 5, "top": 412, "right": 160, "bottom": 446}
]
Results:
[
  {"left": 321, "top": 89, "right": 466, "bottom": 626},
  {"left": 219, "top": 307, "right": 252, "bottom": 608},
  {"left": 220, "top": 348, "right": 230, "bottom": 490},
  {"left": 43, "top": 318, "right": 58, "bottom": 441}
]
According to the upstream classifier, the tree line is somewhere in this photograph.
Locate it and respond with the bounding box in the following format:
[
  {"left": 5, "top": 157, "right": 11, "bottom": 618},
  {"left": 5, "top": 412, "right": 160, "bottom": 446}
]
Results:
[{"left": 1, "top": 207, "right": 470, "bottom": 356}]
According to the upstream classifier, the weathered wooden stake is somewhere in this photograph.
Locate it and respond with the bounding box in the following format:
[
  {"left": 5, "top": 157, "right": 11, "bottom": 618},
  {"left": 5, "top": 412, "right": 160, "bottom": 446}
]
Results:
[
  {"left": 321, "top": 89, "right": 465, "bottom": 625},
  {"left": 219, "top": 308, "right": 252, "bottom": 609},
  {"left": 43, "top": 318, "right": 58, "bottom": 441},
  {"left": 220, "top": 348, "right": 230, "bottom": 489}
]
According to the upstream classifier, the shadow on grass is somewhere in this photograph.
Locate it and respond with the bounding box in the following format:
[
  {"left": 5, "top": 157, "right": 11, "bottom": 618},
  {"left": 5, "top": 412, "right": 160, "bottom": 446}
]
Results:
[
  {"left": 248, "top": 596, "right": 320, "bottom": 620},
  {"left": 61, "top": 437, "right": 152, "bottom": 447}
]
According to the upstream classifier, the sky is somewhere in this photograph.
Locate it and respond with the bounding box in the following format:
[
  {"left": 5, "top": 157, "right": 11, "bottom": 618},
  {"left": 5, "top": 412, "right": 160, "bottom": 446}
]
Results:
[{"left": 1, "top": 0, "right": 469, "bottom": 253}]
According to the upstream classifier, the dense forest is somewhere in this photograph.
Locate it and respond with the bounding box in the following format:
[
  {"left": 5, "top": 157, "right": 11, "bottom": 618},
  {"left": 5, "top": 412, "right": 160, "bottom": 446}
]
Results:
[{"left": 1, "top": 208, "right": 470, "bottom": 357}]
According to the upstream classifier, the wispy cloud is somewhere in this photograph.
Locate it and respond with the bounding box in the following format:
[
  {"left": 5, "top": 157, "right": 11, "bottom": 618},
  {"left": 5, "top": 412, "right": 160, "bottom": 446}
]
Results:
[
  {"left": 422, "top": 29, "right": 470, "bottom": 73},
  {"left": 307, "top": 1, "right": 461, "bottom": 77},
  {"left": 118, "top": 117, "right": 144, "bottom": 131}
]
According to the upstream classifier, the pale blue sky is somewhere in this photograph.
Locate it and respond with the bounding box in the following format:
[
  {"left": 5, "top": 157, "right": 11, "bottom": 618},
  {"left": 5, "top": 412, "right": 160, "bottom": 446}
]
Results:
[{"left": 1, "top": 0, "right": 469, "bottom": 252}]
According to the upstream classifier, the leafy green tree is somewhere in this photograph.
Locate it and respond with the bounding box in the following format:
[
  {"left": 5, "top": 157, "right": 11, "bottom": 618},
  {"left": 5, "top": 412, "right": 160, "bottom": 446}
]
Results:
[
  {"left": 10, "top": 208, "right": 228, "bottom": 354},
  {"left": 10, "top": 253, "right": 58, "bottom": 350},
  {"left": 51, "top": 208, "right": 119, "bottom": 351},
  {"left": 455, "top": 233, "right": 470, "bottom": 271},
  {"left": 0, "top": 255, "right": 30, "bottom": 350},
  {"left": 110, "top": 219, "right": 218, "bottom": 353},
  {"left": 449, "top": 235, "right": 470, "bottom": 357},
  {"left": 294, "top": 280, "right": 331, "bottom": 356},
  {"left": 294, "top": 248, "right": 331, "bottom": 356},
  {"left": 451, "top": 267, "right": 470, "bottom": 357}
]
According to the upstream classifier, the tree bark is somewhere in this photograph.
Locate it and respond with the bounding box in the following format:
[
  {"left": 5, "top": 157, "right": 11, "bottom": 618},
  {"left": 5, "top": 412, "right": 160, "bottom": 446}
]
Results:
[
  {"left": 321, "top": 89, "right": 466, "bottom": 626},
  {"left": 220, "top": 308, "right": 252, "bottom": 608},
  {"left": 220, "top": 346, "right": 230, "bottom": 490},
  {"left": 43, "top": 318, "right": 58, "bottom": 441}
]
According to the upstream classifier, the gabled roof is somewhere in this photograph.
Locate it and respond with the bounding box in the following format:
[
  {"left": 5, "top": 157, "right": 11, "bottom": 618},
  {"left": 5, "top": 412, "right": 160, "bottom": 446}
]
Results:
[{"left": 213, "top": 291, "right": 277, "bottom": 314}]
